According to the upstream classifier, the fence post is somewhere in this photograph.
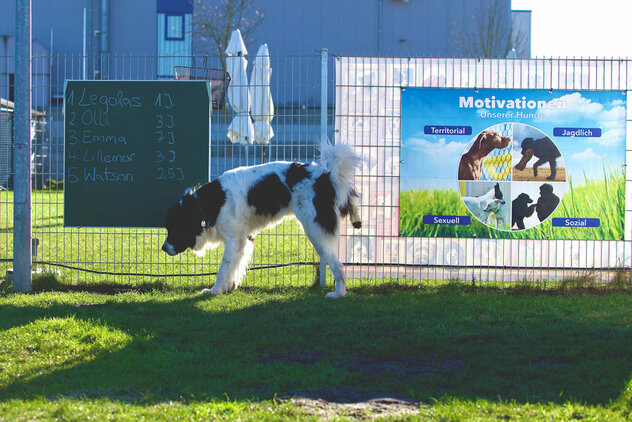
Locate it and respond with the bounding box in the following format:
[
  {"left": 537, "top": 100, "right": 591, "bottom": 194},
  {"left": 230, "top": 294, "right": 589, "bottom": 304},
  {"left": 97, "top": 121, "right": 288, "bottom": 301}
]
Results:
[
  {"left": 319, "top": 48, "right": 328, "bottom": 288},
  {"left": 13, "top": 0, "right": 32, "bottom": 292}
]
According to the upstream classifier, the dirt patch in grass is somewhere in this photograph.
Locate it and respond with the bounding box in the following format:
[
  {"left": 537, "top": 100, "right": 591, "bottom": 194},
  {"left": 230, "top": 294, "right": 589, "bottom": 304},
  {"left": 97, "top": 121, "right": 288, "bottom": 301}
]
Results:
[
  {"left": 267, "top": 353, "right": 461, "bottom": 418},
  {"left": 281, "top": 389, "right": 421, "bottom": 419}
]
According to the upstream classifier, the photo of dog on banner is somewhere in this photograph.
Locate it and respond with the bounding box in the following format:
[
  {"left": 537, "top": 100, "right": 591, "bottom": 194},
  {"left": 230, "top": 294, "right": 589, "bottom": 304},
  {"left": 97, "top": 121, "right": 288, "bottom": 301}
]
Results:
[
  {"left": 461, "top": 182, "right": 510, "bottom": 229},
  {"left": 457, "top": 124, "right": 566, "bottom": 232}
]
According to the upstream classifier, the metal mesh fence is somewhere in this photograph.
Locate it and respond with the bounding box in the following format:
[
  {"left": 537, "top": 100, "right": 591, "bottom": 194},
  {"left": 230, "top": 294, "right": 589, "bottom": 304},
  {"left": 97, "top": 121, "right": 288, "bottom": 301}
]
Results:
[
  {"left": 1, "top": 54, "right": 326, "bottom": 289},
  {"left": 1, "top": 54, "right": 631, "bottom": 289},
  {"left": 336, "top": 57, "right": 632, "bottom": 286}
]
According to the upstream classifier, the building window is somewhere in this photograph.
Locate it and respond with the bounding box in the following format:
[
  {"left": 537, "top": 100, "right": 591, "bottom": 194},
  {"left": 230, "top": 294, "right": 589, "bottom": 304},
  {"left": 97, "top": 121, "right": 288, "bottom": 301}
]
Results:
[
  {"left": 9, "top": 74, "right": 14, "bottom": 102},
  {"left": 165, "top": 13, "right": 184, "bottom": 40}
]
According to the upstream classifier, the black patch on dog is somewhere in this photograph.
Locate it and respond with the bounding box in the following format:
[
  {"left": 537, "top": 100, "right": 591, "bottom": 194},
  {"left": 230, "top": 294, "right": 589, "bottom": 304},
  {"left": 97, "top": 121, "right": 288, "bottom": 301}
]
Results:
[
  {"left": 163, "top": 180, "right": 227, "bottom": 255},
  {"left": 197, "top": 179, "right": 226, "bottom": 227},
  {"left": 313, "top": 173, "right": 338, "bottom": 234},
  {"left": 247, "top": 173, "right": 291, "bottom": 216},
  {"left": 493, "top": 183, "right": 503, "bottom": 200},
  {"left": 164, "top": 198, "right": 203, "bottom": 255},
  {"left": 285, "top": 162, "right": 310, "bottom": 189}
]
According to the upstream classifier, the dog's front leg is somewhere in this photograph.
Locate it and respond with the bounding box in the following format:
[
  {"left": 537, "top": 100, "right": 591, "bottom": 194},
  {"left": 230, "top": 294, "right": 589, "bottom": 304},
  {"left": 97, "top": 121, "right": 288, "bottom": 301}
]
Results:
[
  {"left": 532, "top": 158, "right": 547, "bottom": 177},
  {"left": 202, "top": 238, "right": 249, "bottom": 295}
]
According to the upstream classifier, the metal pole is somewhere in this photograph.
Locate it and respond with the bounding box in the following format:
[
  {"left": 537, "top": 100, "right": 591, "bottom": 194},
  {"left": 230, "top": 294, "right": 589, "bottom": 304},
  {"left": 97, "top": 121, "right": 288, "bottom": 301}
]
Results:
[
  {"left": 319, "top": 48, "right": 328, "bottom": 288},
  {"left": 13, "top": 0, "right": 32, "bottom": 293},
  {"left": 82, "top": 7, "right": 87, "bottom": 80},
  {"left": 377, "top": 0, "right": 383, "bottom": 55},
  {"left": 100, "top": 0, "right": 109, "bottom": 80}
]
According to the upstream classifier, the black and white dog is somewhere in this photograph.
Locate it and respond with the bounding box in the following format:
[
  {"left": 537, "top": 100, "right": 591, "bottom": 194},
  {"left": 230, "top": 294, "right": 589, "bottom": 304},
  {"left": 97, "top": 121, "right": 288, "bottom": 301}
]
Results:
[
  {"left": 462, "top": 183, "right": 506, "bottom": 228},
  {"left": 162, "top": 142, "right": 362, "bottom": 298}
]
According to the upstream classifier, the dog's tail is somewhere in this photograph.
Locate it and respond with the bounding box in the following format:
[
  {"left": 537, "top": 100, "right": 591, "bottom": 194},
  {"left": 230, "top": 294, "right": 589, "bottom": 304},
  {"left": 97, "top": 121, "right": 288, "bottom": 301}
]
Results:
[{"left": 319, "top": 141, "right": 362, "bottom": 228}]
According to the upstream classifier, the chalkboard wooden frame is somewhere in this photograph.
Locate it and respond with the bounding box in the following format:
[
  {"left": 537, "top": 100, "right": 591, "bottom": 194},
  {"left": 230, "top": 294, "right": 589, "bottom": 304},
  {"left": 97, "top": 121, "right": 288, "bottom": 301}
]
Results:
[{"left": 63, "top": 80, "right": 211, "bottom": 228}]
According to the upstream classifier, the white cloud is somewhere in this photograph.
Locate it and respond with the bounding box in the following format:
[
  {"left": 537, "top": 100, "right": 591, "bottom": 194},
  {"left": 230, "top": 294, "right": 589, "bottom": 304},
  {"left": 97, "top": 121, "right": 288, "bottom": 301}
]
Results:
[
  {"left": 598, "top": 127, "right": 626, "bottom": 147},
  {"left": 406, "top": 137, "right": 467, "bottom": 156},
  {"left": 571, "top": 148, "right": 602, "bottom": 163},
  {"left": 541, "top": 92, "right": 603, "bottom": 123},
  {"left": 610, "top": 99, "right": 625, "bottom": 107},
  {"left": 601, "top": 105, "right": 626, "bottom": 129},
  {"left": 542, "top": 93, "right": 626, "bottom": 146}
]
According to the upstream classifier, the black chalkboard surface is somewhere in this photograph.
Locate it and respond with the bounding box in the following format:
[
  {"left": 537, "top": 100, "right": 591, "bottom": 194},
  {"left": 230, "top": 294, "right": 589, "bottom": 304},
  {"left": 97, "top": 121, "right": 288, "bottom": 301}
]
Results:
[{"left": 64, "top": 80, "right": 211, "bottom": 227}]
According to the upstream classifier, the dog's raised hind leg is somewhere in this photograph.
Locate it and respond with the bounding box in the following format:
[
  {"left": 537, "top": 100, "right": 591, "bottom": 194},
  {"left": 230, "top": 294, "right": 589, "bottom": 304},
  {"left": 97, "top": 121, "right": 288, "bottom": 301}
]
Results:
[{"left": 347, "top": 196, "right": 362, "bottom": 229}]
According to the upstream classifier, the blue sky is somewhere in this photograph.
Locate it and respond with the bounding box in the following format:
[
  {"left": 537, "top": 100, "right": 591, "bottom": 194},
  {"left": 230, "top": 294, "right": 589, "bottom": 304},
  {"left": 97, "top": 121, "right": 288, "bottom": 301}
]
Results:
[{"left": 400, "top": 88, "right": 626, "bottom": 191}]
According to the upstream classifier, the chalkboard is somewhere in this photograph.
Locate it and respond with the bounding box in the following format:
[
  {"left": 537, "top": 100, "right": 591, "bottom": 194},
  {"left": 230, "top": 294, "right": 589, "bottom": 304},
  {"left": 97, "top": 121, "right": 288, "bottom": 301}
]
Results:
[{"left": 64, "top": 80, "right": 211, "bottom": 227}]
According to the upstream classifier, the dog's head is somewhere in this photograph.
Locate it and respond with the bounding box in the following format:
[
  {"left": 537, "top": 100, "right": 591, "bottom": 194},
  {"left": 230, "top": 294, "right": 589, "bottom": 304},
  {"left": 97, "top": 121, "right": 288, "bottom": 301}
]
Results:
[
  {"left": 483, "top": 198, "right": 506, "bottom": 213},
  {"left": 520, "top": 137, "right": 536, "bottom": 155},
  {"left": 515, "top": 193, "right": 533, "bottom": 205},
  {"left": 514, "top": 138, "right": 536, "bottom": 170},
  {"left": 473, "top": 130, "right": 511, "bottom": 155},
  {"left": 162, "top": 188, "right": 205, "bottom": 257},
  {"left": 539, "top": 183, "right": 554, "bottom": 195}
]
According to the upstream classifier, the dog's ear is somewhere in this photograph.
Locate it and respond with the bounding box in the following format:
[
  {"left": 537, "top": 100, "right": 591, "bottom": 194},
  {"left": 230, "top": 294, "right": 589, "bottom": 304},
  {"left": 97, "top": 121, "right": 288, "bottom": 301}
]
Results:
[
  {"left": 179, "top": 188, "right": 195, "bottom": 206},
  {"left": 471, "top": 131, "right": 488, "bottom": 154},
  {"left": 494, "top": 183, "right": 503, "bottom": 199},
  {"left": 522, "top": 137, "right": 535, "bottom": 149}
]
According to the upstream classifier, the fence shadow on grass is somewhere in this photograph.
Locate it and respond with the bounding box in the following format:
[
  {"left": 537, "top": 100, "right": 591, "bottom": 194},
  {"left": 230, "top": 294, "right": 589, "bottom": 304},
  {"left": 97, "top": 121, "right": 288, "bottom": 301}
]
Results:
[{"left": 1, "top": 285, "right": 631, "bottom": 409}]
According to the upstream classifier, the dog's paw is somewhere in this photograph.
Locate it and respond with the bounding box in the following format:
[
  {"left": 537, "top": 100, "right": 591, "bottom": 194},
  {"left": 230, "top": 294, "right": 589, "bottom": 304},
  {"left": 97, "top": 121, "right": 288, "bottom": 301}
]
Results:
[
  {"left": 201, "top": 285, "right": 224, "bottom": 295},
  {"left": 325, "top": 291, "right": 346, "bottom": 299},
  {"left": 546, "top": 175, "right": 555, "bottom": 181},
  {"left": 533, "top": 168, "right": 538, "bottom": 177}
]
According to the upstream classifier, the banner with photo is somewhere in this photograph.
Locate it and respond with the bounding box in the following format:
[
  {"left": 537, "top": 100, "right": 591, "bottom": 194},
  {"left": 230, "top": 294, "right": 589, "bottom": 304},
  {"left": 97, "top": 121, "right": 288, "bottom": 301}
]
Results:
[{"left": 400, "top": 88, "right": 626, "bottom": 240}]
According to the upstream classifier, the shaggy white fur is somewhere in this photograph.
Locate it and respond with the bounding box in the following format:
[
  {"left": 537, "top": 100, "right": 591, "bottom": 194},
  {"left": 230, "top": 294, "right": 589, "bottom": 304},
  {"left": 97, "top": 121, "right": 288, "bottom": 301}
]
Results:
[{"left": 162, "top": 142, "right": 361, "bottom": 298}]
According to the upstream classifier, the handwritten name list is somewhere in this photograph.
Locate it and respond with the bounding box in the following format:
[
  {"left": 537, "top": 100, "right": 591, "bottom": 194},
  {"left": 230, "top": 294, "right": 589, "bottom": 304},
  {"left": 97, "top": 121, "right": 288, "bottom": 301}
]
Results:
[{"left": 64, "top": 81, "right": 210, "bottom": 227}]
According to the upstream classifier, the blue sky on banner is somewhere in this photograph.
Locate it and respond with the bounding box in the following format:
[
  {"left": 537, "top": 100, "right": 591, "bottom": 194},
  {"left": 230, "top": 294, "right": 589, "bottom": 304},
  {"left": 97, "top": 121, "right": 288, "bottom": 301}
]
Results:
[{"left": 400, "top": 89, "right": 626, "bottom": 191}]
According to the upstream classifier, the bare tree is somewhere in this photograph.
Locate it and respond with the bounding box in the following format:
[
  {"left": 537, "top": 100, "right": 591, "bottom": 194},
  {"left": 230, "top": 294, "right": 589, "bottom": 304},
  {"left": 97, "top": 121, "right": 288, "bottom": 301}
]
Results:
[
  {"left": 453, "top": 0, "right": 527, "bottom": 58},
  {"left": 193, "top": 0, "right": 265, "bottom": 72}
]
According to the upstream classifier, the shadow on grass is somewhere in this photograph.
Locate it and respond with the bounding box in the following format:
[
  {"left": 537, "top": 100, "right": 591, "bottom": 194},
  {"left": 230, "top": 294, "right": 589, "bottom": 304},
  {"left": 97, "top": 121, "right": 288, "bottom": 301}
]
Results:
[{"left": 1, "top": 282, "right": 632, "bottom": 410}]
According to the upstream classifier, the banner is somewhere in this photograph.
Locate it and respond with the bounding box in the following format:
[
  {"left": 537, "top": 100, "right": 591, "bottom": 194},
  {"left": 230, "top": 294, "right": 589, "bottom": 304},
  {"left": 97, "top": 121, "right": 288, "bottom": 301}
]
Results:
[{"left": 400, "top": 88, "right": 626, "bottom": 240}]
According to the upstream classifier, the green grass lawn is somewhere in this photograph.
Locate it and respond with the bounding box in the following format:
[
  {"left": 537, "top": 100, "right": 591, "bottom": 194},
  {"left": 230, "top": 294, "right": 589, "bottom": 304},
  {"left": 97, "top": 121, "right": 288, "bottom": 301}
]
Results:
[
  {"left": 1, "top": 284, "right": 631, "bottom": 420},
  {"left": 2, "top": 181, "right": 632, "bottom": 420},
  {"left": 0, "top": 189, "right": 321, "bottom": 289}
]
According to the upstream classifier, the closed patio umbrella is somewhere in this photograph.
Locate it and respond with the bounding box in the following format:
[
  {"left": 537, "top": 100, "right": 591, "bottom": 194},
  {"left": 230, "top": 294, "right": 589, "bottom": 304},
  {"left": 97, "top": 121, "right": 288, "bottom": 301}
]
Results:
[
  {"left": 249, "top": 43, "right": 274, "bottom": 145},
  {"left": 225, "top": 29, "right": 254, "bottom": 145}
]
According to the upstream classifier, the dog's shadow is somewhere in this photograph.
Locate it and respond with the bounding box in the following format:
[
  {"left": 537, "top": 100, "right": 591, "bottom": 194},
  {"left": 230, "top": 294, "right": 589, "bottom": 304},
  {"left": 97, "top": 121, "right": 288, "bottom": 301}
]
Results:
[{"left": 1, "top": 286, "right": 631, "bottom": 407}]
